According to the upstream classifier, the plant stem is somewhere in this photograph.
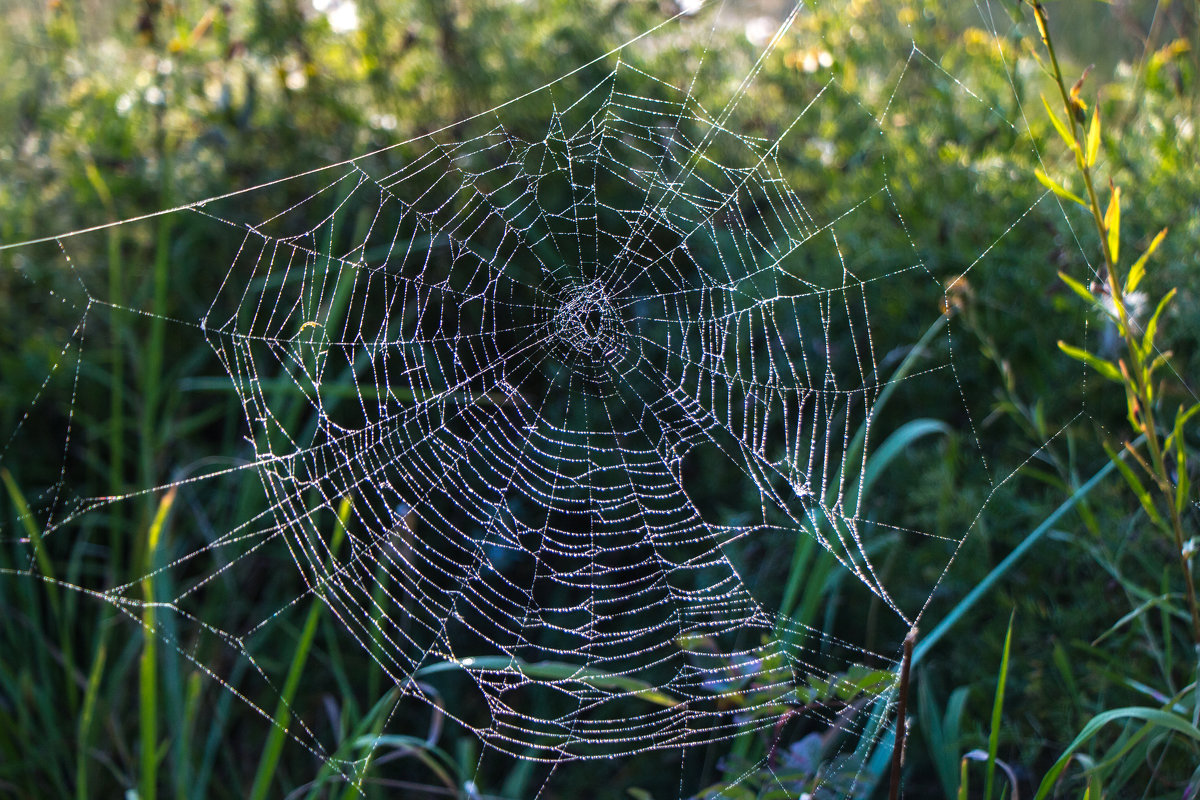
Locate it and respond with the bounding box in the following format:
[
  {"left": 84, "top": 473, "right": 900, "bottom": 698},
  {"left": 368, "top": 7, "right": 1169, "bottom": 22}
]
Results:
[
  {"left": 888, "top": 628, "right": 916, "bottom": 800},
  {"left": 1029, "top": 0, "right": 1200, "bottom": 645}
]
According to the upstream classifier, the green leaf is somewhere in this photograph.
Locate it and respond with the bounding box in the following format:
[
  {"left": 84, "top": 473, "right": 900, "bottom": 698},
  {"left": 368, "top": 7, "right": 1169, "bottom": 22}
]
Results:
[
  {"left": 1102, "top": 442, "right": 1163, "bottom": 527},
  {"left": 1042, "top": 94, "right": 1079, "bottom": 154},
  {"left": 1057, "top": 270, "right": 1098, "bottom": 307},
  {"left": 1033, "top": 707, "right": 1200, "bottom": 800},
  {"left": 249, "top": 496, "right": 351, "bottom": 800},
  {"left": 1166, "top": 403, "right": 1200, "bottom": 450},
  {"left": 1057, "top": 341, "right": 1122, "bottom": 382},
  {"left": 1105, "top": 185, "right": 1121, "bottom": 264},
  {"left": 1175, "top": 410, "right": 1191, "bottom": 514},
  {"left": 848, "top": 418, "right": 952, "bottom": 509},
  {"left": 1035, "top": 168, "right": 1085, "bottom": 206},
  {"left": 1147, "top": 351, "right": 1172, "bottom": 379},
  {"left": 417, "top": 657, "right": 680, "bottom": 707},
  {"left": 1142, "top": 287, "right": 1176, "bottom": 354},
  {"left": 1085, "top": 106, "right": 1101, "bottom": 167},
  {"left": 1, "top": 469, "right": 57, "bottom": 600},
  {"left": 1092, "top": 594, "right": 1183, "bottom": 645},
  {"left": 347, "top": 733, "right": 463, "bottom": 796},
  {"left": 1125, "top": 228, "right": 1167, "bottom": 294},
  {"left": 984, "top": 611, "right": 1015, "bottom": 800}
]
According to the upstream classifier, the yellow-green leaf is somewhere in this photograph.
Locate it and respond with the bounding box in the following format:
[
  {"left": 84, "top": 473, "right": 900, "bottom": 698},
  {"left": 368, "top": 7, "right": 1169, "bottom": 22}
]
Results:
[
  {"left": 2, "top": 469, "right": 59, "bottom": 615},
  {"left": 1035, "top": 169, "right": 1085, "bottom": 206},
  {"left": 1041, "top": 94, "right": 1078, "bottom": 153},
  {"left": 1086, "top": 106, "right": 1101, "bottom": 167},
  {"left": 1104, "top": 186, "right": 1121, "bottom": 264},
  {"left": 1058, "top": 270, "right": 1098, "bottom": 307},
  {"left": 1126, "top": 228, "right": 1167, "bottom": 294},
  {"left": 1102, "top": 442, "right": 1164, "bottom": 527},
  {"left": 1165, "top": 400, "right": 1200, "bottom": 456},
  {"left": 1148, "top": 352, "right": 1172, "bottom": 376},
  {"left": 1057, "top": 340, "right": 1123, "bottom": 382},
  {"left": 1175, "top": 411, "right": 1191, "bottom": 514},
  {"left": 1142, "top": 287, "right": 1176, "bottom": 353}
]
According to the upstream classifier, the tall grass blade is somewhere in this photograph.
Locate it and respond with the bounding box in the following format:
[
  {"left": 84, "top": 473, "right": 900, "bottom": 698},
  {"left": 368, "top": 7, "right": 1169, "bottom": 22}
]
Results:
[
  {"left": 248, "top": 496, "right": 352, "bottom": 800},
  {"left": 984, "top": 611, "right": 1015, "bottom": 800},
  {"left": 2, "top": 469, "right": 58, "bottom": 611},
  {"left": 141, "top": 486, "right": 178, "bottom": 800},
  {"left": 76, "top": 634, "right": 108, "bottom": 800},
  {"left": 913, "top": 452, "right": 1126, "bottom": 665},
  {"left": 1032, "top": 707, "right": 1200, "bottom": 799}
]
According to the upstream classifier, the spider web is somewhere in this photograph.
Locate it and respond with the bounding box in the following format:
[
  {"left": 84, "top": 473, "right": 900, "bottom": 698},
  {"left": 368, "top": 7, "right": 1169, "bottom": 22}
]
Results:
[{"left": 1, "top": 0, "right": 1050, "bottom": 795}]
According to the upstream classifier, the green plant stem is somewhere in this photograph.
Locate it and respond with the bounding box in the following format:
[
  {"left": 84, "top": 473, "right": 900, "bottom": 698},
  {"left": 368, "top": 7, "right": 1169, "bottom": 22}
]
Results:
[{"left": 1029, "top": 0, "right": 1200, "bottom": 646}]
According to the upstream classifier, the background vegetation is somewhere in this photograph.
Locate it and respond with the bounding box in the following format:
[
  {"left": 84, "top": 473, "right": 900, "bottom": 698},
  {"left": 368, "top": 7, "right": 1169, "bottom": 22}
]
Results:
[{"left": 1, "top": 0, "right": 1198, "bottom": 797}]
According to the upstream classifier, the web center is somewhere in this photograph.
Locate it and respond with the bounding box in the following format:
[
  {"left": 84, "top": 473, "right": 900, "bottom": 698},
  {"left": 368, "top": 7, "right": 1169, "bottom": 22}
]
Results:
[
  {"left": 547, "top": 281, "right": 629, "bottom": 383},
  {"left": 583, "top": 307, "right": 602, "bottom": 339}
]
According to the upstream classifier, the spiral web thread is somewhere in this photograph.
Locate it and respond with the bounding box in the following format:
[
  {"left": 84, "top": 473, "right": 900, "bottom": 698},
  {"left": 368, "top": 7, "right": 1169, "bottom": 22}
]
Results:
[{"left": 0, "top": 1, "right": 1049, "bottom": 794}]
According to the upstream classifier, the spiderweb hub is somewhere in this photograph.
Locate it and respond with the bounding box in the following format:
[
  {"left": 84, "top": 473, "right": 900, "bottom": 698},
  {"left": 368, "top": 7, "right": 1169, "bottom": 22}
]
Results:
[{"left": 545, "top": 279, "right": 631, "bottom": 391}]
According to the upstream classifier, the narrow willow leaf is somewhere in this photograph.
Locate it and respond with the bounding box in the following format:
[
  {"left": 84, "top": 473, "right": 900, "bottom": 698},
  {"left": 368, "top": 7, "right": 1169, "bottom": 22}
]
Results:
[
  {"left": 1057, "top": 270, "right": 1098, "bottom": 307},
  {"left": 1175, "top": 411, "right": 1190, "bottom": 514},
  {"left": 1036, "top": 168, "right": 1085, "bottom": 206},
  {"left": 1126, "top": 228, "right": 1167, "bottom": 294},
  {"left": 1142, "top": 287, "right": 1176, "bottom": 354},
  {"left": 1147, "top": 351, "right": 1173, "bottom": 379},
  {"left": 1086, "top": 106, "right": 1101, "bottom": 167},
  {"left": 1104, "top": 186, "right": 1121, "bottom": 264},
  {"left": 1057, "top": 340, "right": 1122, "bottom": 382},
  {"left": 1042, "top": 94, "right": 1079, "bottom": 153},
  {"left": 1166, "top": 403, "right": 1200, "bottom": 448},
  {"left": 1102, "top": 442, "right": 1163, "bottom": 527}
]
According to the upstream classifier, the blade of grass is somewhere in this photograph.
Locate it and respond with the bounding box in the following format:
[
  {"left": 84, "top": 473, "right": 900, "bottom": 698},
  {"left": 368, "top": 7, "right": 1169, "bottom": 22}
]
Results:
[
  {"left": 298, "top": 688, "right": 405, "bottom": 800},
  {"left": 863, "top": 452, "right": 1127, "bottom": 786},
  {"left": 2, "top": 469, "right": 58, "bottom": 612},
  {"left": 141, "top": 486, "right": 178, "bottom": 800},
  {"left": 335, "top": 692, "right": 399, "bottom": 800},
  {"left": 416, "top": 657, "right": 680, "bottom": 708},
  {"left": 841, "top": 315, "right": 948, "bottom": 489},
  {"left": 248, "top": 495, "right": 352, "bottom": 800},
  {"left": 1033, "top": 707, "right": 1200, "bottom": 799},
  {"left": 914, "top": 450, "right": 1127, "bottom": 665},
  {"left": 984, "top": 611, "right": 1015, "bottom": 800},
  {"left": 76, "top": 632, "right": 108, "bottom": 800},
  {"left": 106, "top": 226, "right": 125, "bottom": 572}
]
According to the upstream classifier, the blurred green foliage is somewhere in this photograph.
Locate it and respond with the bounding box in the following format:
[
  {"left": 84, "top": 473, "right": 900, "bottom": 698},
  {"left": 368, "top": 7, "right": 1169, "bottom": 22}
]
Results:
[{"left": 1, "top": 0, "right": 1198, "bottom": 798}]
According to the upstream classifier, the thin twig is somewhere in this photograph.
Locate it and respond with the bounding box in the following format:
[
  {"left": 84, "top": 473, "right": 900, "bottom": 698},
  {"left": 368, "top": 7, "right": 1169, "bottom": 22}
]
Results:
[{"left": 888, "top": 627, "right": 918, "bottom": 800}]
